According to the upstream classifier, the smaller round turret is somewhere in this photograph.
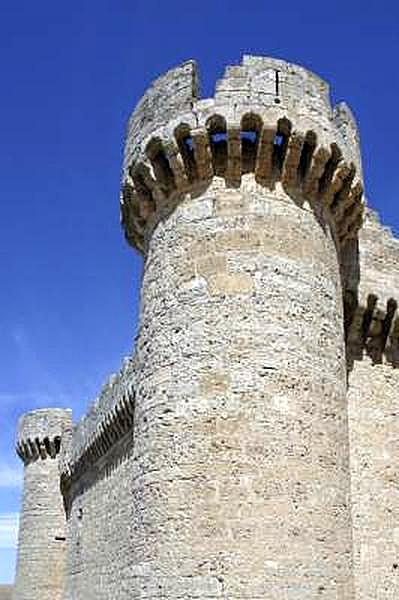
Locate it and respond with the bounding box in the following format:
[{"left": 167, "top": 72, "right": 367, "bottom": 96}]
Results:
[
  {"left": 16, "top": 408, "right": 71, "bottom": 463},
  {"left": 13, "top": 408, "right": 72, "bottom": 600}
]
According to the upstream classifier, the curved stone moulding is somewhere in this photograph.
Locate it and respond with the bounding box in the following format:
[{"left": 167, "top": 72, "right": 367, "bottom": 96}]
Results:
[{"left": 121, "top": 111, "right": 365, "bottom": 253}]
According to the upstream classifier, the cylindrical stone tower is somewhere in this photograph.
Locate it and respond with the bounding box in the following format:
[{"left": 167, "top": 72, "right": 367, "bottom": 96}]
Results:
[
  {"left": 121, "top": 56, "right": 364, "bottom": 598},
  {"left": 13, "top": 408, "right": 72, "bottom": 600}
]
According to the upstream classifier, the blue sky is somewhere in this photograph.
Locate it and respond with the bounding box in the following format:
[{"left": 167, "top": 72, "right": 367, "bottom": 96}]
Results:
[{"left": 1, "top": 0, "right": 399, "bottom": 584}]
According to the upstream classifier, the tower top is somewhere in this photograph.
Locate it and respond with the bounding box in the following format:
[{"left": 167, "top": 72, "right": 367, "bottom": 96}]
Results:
[
  {"left": 120, "top": 55, "right": 364, "bottom": 255},
  {"left": 16, "top": 408, "right": 72, "bottom": 464}
]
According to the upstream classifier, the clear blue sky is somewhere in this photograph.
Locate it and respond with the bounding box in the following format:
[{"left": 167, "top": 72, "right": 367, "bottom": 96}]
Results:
[{"left": 1, "top": 0, "right": 398, "bottom": 584}]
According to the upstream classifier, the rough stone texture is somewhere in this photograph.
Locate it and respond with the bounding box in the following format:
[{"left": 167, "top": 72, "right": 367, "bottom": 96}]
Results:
[
  {"left": 13, "top": 409, "right": 72, "bottom": 600},
  {"left": 347, "top": 211, "right": 399, "bottom": 600},
  {"left": 64, "top": 434, "right": 135, "bottom": 599},
  {"left": 348, "top": 360, "right": 399, "bottom": 600},
  {"left": 128, "top": 177, "right": 354, "bottom": 599},
  {"left": 13, "top": 56, "right": 399, "bottom": 600},
  {"left": 61, "top": 360, "right": 136, "bottom": 600}
]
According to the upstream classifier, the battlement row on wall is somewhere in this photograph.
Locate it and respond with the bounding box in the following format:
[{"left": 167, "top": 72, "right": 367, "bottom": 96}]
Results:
[
  {"left": 121, "top": 107, "right": 364, "bottom": 254},
  {"left": 17, "top": 434, "right": 62, "bottom": 462},
  {"left": 123, "top": 56, "right": 361, "bottom": 182},
  {"left": 60, "top": 356, "right": 136, "bottom": 488}
]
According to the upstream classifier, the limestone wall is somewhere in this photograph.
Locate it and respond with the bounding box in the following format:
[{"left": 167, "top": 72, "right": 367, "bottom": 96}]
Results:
[
  {"left": 348, "top": 359, "right": 399, "bottom": 600},
  {"left": 358, "top": 209, "right": 399, "bottom": 305},
  {"left": 61, "top": 358, "right": 135, "bottom": 599},
  {"left": 348, "top": 210, "right": 399, "bottom": 600},
  {"left": 128, "top": 176, "right": 354, "bottom": 599},
  {"left": 13, "top": 409, "right": 72, "bottom": 600}
]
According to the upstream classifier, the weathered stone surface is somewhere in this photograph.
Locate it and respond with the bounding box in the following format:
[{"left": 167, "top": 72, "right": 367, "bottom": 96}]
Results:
[
  {"left": 127, "top": 177, "right": 354, "bottom": 599},
  {"left": 346, "top": 210, "right": 399, "bottom": 600},
  {"left": 348, "top": 359, "right": 399, "bottom": 600}
]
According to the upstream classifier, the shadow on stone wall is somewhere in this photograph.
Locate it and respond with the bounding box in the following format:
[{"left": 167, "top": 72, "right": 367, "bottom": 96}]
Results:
[{"left": 62, "top": 431, "right": 134, "bottom": 519}]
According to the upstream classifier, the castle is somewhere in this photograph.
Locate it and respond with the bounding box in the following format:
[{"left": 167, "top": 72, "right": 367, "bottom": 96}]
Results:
[{"left": 12, "top": 56, "right": 399, "bottom": 600}]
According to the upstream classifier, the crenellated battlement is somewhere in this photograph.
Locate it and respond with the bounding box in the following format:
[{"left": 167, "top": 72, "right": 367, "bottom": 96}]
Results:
[
  {"left": 60, "top": 356, "right": 136, "bottom": 489},
  {"left": 215, "top": 55, "right": 332, "bottom": 121},
  {"left": 16, "top": 408, "right": 72, "bottom": 464},
  {"left": 121, "top": 56, "right": 364, "bottom": 255}
]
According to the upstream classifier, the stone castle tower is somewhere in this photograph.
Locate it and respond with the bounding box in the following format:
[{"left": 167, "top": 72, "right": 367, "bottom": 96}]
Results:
[
  {"left": 13, "top": 409, "right": 72, "bottom": 600},
  {"left": 12, "top": 56, "right": 399, "bottom": 600}
]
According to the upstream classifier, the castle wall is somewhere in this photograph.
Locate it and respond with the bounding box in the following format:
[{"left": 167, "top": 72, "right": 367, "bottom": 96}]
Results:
[
  {"left": 13, "top": 409, "right": 72, "bottom": 600},
  {"left": 64, "top": 435, "right": 135, "bottom": 599},
  {"left": 348, "top": 211, "right": 399, "bottom": 600},
  {"left": 17, "top": 56, "right": 399, "bottom": 600},
  {"left": 348, "top": 359, "right": 399, "bottom": 600},
  {"left": 61, "top": 359, "right": 136, "bottom": 599}
]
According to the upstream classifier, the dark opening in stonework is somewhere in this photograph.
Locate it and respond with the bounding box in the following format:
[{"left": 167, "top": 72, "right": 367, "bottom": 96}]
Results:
[
  {"left": 272, "top": 118, "right": 291, "bottom": 173},
  {"left": 184, "top": 136, "right": 194, "bottom": 151},
  {"left": 318, "top": 143, "right": 341, "bottom": 194},
  {"left": 145, "top": 137, "right": 176, "bottom": 193},
  {"left": 241, "top": 131, "right": 258, "bottom": 173},
  {"left": 241, "top": 131, "right": 257, "bottom": 143},
  {"left": 131, "top": 168, "right": 155, "bottom": 212},
  {"left": 275, "top": 69, "right": 280, "bottom": 97},
  {"left": 43, "top": 437, "right": 51, "bottom": 456},
  {"left": 152, "top": 151, "right": 176, "bottom": 192},
  {"left": 54, "top": 436, "right": 61, "bottom": 454},
  {"left": 241, "top": 113, "right": 262, "bottom": 174},
  {"left": 298, "top": 131, "right": 317, "bottom": 180},
  {"left": 207, "top": 115, "right": 228, "bottom": 176}
]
